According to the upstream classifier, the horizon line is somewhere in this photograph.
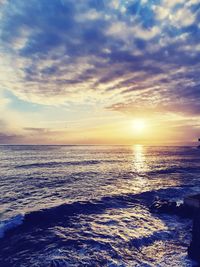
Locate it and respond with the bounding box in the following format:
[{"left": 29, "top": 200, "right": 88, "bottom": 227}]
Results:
[{"left": 0, "top": 143, "right": 198, "bottom": 147}]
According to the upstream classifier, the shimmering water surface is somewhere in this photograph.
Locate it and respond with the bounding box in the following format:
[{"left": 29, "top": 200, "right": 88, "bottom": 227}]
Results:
[{"left": 0, "top": 145, "right": 200, "bottom": 266}]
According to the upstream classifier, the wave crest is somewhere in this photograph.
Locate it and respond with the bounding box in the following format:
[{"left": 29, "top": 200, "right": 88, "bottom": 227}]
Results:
[
  {"left": 0, "top": 214, "right": 24, "bottom": 238},
  {"left": 16, "top": 160, "right": 101, "bottom": 168}
]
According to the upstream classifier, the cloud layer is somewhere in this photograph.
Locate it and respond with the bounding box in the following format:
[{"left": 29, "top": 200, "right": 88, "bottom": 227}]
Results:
[
  {"left": 0, "top": 0, "right": 200, "bottom": 144},
  {"left": 1, "top": 0, "right": 200, "bottom": 112}
]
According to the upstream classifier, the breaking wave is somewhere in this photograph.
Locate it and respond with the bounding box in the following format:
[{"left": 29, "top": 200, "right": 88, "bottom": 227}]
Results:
[
  {"left": 0, "top": 214, "right": 24, "bottom": 238},
  {"left": 16, "top": 160, "right": 101, "bottom": 168},
  {"left": 0, "top": 187, "right": 193, "bottom": 239}
]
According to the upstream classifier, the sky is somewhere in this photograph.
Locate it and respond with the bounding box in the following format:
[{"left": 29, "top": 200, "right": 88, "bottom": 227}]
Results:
[{"left": 0, "top": 0, "right": 200, "bottom": 145}]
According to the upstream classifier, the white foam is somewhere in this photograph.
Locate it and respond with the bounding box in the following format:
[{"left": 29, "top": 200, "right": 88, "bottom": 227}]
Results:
[{"left": 0, "top": 214, "right": 24, "bottom": 238}]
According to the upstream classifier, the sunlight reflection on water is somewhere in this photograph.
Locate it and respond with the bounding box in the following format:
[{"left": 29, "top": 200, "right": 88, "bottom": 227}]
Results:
[
  {"left": 0, "top": 145, "right": 200, "bottom": 266},
  {"left": 132, "top": 145, "right": 146, "bottom": 174},
  {"left": 129, "top": 145, "right": 149, "bottom": 193}
]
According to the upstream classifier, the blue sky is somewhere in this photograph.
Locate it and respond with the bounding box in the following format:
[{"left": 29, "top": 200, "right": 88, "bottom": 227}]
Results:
[{"left": 0, "top": 0, "right": 200, "bottom": 144}]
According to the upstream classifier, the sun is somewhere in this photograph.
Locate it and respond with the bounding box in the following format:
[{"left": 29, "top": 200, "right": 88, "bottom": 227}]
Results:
[{"left": 132, "top": 119, "right": 146, "bottom": 133}]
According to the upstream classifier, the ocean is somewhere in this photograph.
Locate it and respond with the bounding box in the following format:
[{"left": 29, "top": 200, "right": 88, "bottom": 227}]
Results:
[{"left": 0, "top": 145, "right": 200, "bottom": 266}]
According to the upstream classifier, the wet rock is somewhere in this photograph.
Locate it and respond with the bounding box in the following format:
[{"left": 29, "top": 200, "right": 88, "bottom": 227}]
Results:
[
  {"left": 184, "top": 194, "right": 200, "bottom": 209},
  {"left": 150, "top": 197, "right": 177, "bottom": 214},
  {"left": 150, "top": 197, "right": 194, "bottom": 218}
]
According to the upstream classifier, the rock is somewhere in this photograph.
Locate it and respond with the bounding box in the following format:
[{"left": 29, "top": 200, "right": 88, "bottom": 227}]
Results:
[
  {"left": 184, "top": 194, "right": 200, "bottom": 209},
  {"left": 150, "top": 197, "right": 195, "bottom": 218},
  {"left": 150, "top": 198, "right": 178, "bottom": 214}
]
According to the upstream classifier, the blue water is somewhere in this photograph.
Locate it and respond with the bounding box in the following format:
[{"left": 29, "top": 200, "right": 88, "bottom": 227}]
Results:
[{"left": 0, "top": 145, "right": 200, "bottom": 266}]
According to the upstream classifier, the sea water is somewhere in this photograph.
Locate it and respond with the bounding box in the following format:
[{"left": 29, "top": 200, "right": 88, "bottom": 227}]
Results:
[{"left": 0, "top": 145, "right": 200, "bottom": 266}]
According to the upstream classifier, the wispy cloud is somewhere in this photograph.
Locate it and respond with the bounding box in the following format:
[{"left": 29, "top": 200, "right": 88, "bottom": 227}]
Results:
[{"left": 0, "top": 0, "right": 200, "bottom": 143}]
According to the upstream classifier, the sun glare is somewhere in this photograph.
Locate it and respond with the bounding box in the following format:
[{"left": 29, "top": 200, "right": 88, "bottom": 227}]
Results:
[{"left": 132, "top": 119, "right": 146, "bottom": 133}]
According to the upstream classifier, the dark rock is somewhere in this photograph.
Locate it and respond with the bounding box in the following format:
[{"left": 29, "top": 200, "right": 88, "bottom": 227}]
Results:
[
  {"left": 184, "top": 194, "right": 200, "bottom": 209},
  {"left": 150, "top": 197, "right": 195, "bottom": 218},
  {"left": 150, "top": 198, "right": 177, "bottom": 214}
]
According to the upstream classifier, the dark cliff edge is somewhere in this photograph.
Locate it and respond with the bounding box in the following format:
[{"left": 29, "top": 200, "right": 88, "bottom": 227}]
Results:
[{"left": 188, "top": 211, "right": 200, "bottom": 263}]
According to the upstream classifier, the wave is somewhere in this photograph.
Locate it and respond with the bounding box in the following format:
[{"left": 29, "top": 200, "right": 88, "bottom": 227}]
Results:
[
  {"left": 15, "top": 159, "right": 123, "bottom": 169},
  {"left": 0, "top": 214, "right": 24, "bottom": 238},
  {"left": 0, "top": 192, "right": 144, "bottom": 239},
  {"left": 129, "top": 230, "right": 171, "bottom": 249},
  {"left": 16, "top": 160, "right": 101, "bottom": 168},
  {"left": 148, "top": 166, "right": 200, "bottom": 175},
  {"left": 0, "top": 187, "right": 193, "bottom": 240}
]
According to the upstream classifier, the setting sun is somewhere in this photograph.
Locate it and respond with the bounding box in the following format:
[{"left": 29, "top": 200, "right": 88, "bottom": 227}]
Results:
[
  {"left": 1, "top": 0, "right": 200, "bottom": 266},
  {"left": 132, "top": 119, "right": 146, "bottom": 133}
]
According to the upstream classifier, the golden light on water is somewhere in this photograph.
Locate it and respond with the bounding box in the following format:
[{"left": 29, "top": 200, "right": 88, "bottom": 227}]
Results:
[
  {"left": 130, "top": 145, "right": 149, "bottom": 192},
  {"left": 132, "top": 144, "right": 146, "bottom": 173}
]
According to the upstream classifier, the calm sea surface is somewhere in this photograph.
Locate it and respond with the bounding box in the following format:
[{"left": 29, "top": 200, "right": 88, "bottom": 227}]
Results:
[{"left": 0, "top": 145, "right": 200, "bottom": 266}]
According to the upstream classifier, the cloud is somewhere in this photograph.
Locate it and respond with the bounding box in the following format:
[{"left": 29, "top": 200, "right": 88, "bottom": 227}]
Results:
[
  {"left": 0, "top": 118, "right": 23, "bottom": 144},
  {"left": 0, "top": 0, "right": 199, "bottom": 117},
  {"left": 0, "top": 132, "right": 23, "bottom": 144}
]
